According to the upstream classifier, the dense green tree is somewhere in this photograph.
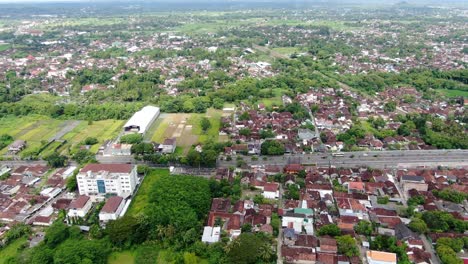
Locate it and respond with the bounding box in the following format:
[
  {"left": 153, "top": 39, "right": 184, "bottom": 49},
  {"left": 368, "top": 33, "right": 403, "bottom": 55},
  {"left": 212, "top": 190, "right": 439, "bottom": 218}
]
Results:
[
  {"left": 44, "top": 221, "right": 69, "bottom": 248},
  {"left": 45, "top": 153, "right": 67, "bottom": 168},
  {"left": 354, "top": 220, "right": 373, "bottom": 236},
  {"left": 317, "top": 224, "right": 341, "bottom": 237},
  {"left": 120, "top": 134, "right": 143, "bottom": 144},
  {"left": 336, "top": 235, "right": 359, "bottom": 257},
  {"left": 408, "top": 218, "right": 428, "bottom": 234},
  {"left": 260, "top": 140, "right": 285, "bottom": 155},
  {"left": 200, "top": 117, "right": 211, "bottom": 132}
]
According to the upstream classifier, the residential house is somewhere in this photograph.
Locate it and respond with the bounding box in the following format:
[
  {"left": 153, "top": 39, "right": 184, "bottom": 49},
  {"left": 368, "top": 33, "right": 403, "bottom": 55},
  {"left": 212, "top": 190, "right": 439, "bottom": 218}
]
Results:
[
  {"left": 366, "top": 250, "right": 397, "bottom": 264},
  {"left": 158, "top": 138, "right": 177, "bottom": 154},
  {"left": 68, "top": 195, "right": 92, "bottom": 218},
  {"left": 8, "top": 140, "right": 26, "bottom": 153},
  {"left": 99, "top": 196, "right": 125, "bottom": 222},
  {"left": 201, "top": 226, "right": 221, "bottom": 244},
  {"left": 263, "top": 182, "right": 279, "bottom": 199}
]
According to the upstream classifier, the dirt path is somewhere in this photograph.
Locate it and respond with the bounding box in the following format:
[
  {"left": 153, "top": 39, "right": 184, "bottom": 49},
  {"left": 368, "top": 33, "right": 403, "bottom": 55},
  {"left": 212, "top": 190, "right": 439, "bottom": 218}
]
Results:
[
  {"left": 252, "top": 44, "right": 289, "bottom": 59},
  {"left": 50, "top": 120, "right": 81, "bottom": 141}
]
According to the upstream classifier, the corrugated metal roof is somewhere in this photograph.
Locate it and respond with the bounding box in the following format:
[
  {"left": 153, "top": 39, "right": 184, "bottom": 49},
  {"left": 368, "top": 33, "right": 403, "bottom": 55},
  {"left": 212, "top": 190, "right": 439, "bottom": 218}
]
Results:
[{"left": 123, "top": 106, "right": 160, "bottom": 134}]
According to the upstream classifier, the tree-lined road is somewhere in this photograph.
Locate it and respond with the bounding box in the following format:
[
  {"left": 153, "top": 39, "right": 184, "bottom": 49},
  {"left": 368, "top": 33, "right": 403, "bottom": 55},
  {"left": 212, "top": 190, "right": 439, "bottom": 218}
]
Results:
[
  {"left": 1, "top": 150, "right": 466, "bottom": 170},
  {"left": 218, "top": 149, "right": 468, "bottom": 168}
]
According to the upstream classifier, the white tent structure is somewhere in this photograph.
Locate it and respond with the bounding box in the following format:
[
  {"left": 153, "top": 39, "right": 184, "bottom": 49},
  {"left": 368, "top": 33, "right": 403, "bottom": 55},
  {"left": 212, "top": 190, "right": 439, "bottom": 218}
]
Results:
[{"left": 123, "top": 106, "right": 160, "bottom": 135}]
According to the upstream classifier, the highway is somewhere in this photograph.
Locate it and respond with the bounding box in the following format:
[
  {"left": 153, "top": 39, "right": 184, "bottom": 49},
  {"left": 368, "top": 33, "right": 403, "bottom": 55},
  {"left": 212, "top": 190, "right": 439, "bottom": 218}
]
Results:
[
  {"left": 217, "top": 149, "right": 468, "bottom": 169},
  {"left": 1, "top": 150, "right": 466, "bottom": 169}
]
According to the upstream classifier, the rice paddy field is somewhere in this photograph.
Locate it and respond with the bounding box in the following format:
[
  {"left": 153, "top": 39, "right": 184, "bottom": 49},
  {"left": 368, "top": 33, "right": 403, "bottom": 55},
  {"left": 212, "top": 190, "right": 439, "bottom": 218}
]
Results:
[
  {"left": 61, "top": 119, "right": 125, "bottom": 153},
  {"left": 0, "top": 115, "right": 124, "bottom": 156}
]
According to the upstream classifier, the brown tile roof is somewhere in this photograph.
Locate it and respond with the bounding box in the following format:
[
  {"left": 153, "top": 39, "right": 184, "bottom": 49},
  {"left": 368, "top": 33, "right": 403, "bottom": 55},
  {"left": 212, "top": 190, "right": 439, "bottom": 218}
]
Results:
[
  {"left": 101, "top": 196, "right": 124, "bottom": 213},
  {"left": 264, "top": 182, "right": 279, "bottom": 192},
  {"left": 69, "top": 195, "right": 90, "bottom": 209},
  {"left": 211, "top": 198, "right": 231, "bottom": 213}
]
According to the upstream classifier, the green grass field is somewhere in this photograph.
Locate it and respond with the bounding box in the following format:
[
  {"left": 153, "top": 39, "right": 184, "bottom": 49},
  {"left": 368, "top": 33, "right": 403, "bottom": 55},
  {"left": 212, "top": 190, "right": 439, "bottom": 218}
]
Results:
[
  {"left": 108, "top": 250, "right": 135, "bottom": 264},
  {"left": 0, "top": 236, "right": 27, "bottom": 264},
  {"left": 439, "top": 89, "right": 468, "bottom": 98},
  {"left": 147, "top": 109, "right": 222, "bottom": 154},
  {"left": 148, "top": 117, "right": 169, "bottom": 143},
  {"left": 188, "top": 109, "right": 222, "bottom": 143},
  {"left": 0, "top": 44, "right": 11, "bottom": 52},
  {"left": 259, "top": 97, "right": 282, "bottom": 107},
  {"left": 0, "top": 116, "right": 124, "bottom": 156},
  {"left": 127, "top": 168, "right": 167, "bottom": 216},
  {"left": 271, "top": 47, "right": 301, "bottom": 56}
]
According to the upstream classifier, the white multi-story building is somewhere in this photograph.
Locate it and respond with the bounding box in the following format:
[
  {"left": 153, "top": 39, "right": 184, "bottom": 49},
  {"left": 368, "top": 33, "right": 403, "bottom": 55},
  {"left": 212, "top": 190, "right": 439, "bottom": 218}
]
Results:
[{"left": 77, "top": 164, "right": 137, "bottom": 197}]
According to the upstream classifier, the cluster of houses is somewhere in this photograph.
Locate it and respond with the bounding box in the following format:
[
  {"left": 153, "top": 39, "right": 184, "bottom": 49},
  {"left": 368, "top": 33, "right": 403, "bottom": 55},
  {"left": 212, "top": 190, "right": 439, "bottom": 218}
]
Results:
[
  {"left": 221, "top": 102, "right": 317, "bottom": 155},
  {"left": 212, "top": 162, "right": 468, "bottom": 263},
  {"left": 201, "top": 197, "right": 276, "bottom": 243},
  {"left": 0, "top": 22, "right": 278, "bottom": 97},
  {"left": 332, "top": 17, "right": 467, "bottom": 74},
  {"left": 0, "top": 162, "right": 140, "bottom": 246}
]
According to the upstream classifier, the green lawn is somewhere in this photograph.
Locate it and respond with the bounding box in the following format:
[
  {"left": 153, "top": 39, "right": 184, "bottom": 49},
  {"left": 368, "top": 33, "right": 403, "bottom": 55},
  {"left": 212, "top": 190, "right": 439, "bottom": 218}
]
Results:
[
  {"left": 272, "top": 47, "right": 301, "bottom": 55},
  {"left": 188, "top": 109, "right": 222, "bottom": 143},
  {"left": 108, "top": 250, "right": 135, "bottom": 264},
  {"left": 0, "top": 236, "right": 27, "bottom": 264},
  {"left": 439, "top": 89, "right": 468, "bottom": 98},
  {"left": 126, "top": 169, "right": 168, "bottom": 216},
  {"left": 259, "top": 97, "right": 283, "bottom": 108},
  {"left": 0, "top": 44, "right": 11, "bottom": 52},
  {"left": 149, "top": 117, "right": 169, "bottom": 143}
]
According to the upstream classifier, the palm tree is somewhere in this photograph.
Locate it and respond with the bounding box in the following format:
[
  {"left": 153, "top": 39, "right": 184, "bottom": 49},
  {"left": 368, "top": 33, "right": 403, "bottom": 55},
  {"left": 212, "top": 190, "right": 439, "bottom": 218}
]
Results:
[{"left": 257, "top": 243, "right": 274, "bottom": 261}]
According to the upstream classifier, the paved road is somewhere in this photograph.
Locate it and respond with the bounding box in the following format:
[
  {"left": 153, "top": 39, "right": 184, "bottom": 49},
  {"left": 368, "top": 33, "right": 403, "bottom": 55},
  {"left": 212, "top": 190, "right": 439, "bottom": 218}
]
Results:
[
  {"left": 421, "top": 235, "right": 441, "bottom": 264},
  {"left": 218, "top": 149, "right": 468, "bottom": 169},
  {"left": 277, "top": 184, "right": 284, "bottom": 264},
  {"left": 51, "top": 120, "right": 81, "bottom": 141},
  {"left": 2, "top": 150, "right": 467, "bottom": 170}
]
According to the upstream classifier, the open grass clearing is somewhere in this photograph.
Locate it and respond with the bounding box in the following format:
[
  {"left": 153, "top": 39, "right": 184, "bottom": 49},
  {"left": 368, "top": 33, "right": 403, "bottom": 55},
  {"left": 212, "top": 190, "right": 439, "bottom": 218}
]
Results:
[
  {"left": 271, "top": 46, "right": 301, "bottom": 56},
  {"left": 148, "top": 109, "right": 222, "bottom": 154},
  {"left": 0, "top": 236, "right": 27, "bottom": 264},
  {"left": 108, "top": 250, "right": 135, "bottom": 264},
  {"left": 127, "top": 168, "right": 167, "bottom": 216},
  {"left": 0, "top": 44, "right": 11, "bottom": 52},
  {"left": 438, "top": 89, "right": 468, "bottom": 98}
]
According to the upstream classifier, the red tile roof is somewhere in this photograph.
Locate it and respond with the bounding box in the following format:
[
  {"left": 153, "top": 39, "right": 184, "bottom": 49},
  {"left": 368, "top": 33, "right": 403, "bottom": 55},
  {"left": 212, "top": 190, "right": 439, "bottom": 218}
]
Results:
[
  {"left": 264, "top": 182, "right": 279, "bottom": 192},
  {"left": 69, "top": 195, "right": 90, "bottom": 209},
  {"left": 101, "top": 196, "right": 124, "bottom": 213}
]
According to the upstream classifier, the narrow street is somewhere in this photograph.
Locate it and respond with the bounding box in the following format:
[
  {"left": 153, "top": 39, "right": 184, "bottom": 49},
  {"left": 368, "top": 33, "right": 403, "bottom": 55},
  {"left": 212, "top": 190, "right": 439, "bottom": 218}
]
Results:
[
  {"left": 277, "top": 184, "right": 283, "bottom": 264},
  {"left": 421, "top": 235, "right": 441, "bottom": 264}
]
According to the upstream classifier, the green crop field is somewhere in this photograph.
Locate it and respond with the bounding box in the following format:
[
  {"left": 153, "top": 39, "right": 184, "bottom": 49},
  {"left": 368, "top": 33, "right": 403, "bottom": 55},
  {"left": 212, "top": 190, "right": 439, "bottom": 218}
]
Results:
[
  {"left": 61, "top": 119, "right": 124, "bottom": 153},
  {"left": 0, "top": 115, "right": 67, "bottom": 155}
]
